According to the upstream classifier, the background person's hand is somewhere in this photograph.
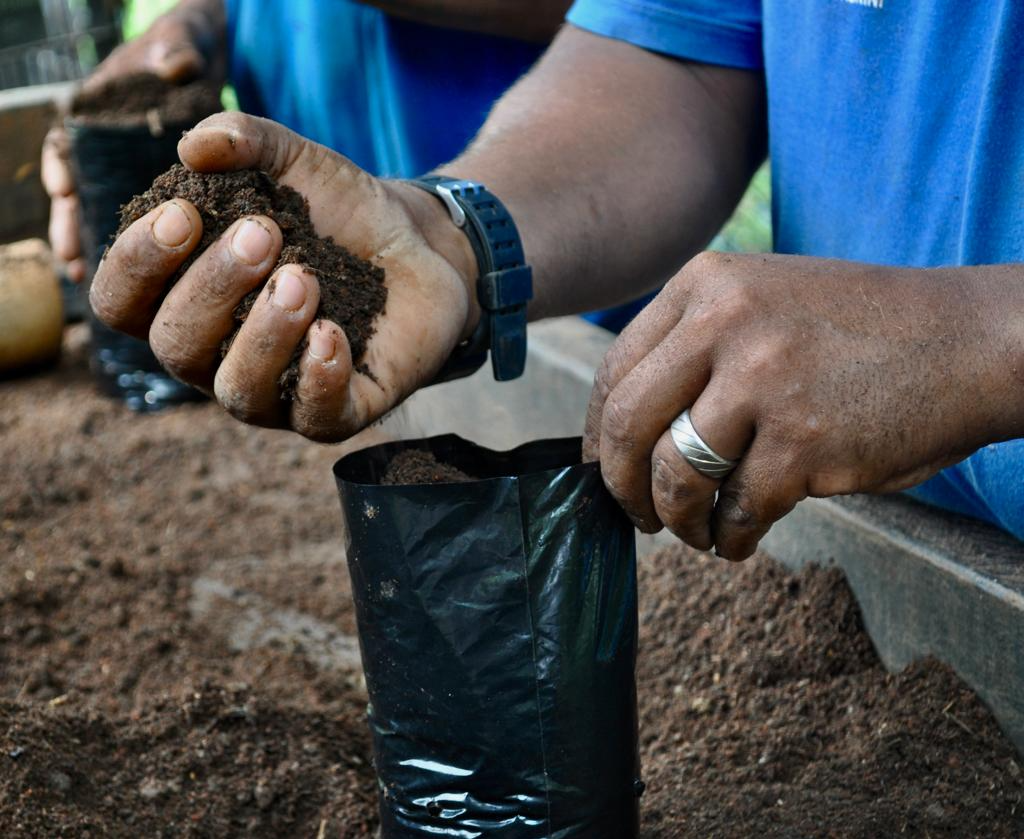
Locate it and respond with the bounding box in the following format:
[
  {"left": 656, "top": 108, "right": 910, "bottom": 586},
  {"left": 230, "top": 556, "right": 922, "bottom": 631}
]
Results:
[
  {"left": 583, "top": 252, "right": 1021, "bottom": 559},
  {"left": 41, "top": 0, "right": 226, "bottom": 282},
  {"left": 90, "top": 112, "right": 480, "bottom": 442}
]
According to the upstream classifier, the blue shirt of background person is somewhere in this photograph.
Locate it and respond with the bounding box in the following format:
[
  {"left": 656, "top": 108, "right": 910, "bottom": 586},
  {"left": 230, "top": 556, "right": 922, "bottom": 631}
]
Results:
[
  {"left": 222, "top": 0, "right": 649, "bottom": 333},
  {"left": 567, "top": 0, "right": 1024, "bottom": 539}
]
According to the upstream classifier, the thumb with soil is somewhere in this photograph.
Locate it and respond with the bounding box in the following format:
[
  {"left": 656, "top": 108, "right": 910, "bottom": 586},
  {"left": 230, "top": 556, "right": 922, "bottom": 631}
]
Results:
[{"left": 91, "top": 113, "right": 481, "bottom": 443}]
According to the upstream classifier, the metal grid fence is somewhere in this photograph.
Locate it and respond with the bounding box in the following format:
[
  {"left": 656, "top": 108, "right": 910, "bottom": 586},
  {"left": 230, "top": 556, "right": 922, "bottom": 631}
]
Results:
[{"left": 0, "top": 0, "right": 121, "bottom": 90}]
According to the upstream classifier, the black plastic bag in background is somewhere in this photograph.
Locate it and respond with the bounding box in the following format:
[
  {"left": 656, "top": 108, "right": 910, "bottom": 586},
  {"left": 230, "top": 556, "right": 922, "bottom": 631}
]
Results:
[
  {"left": 67, "top": 120, "right": 205, "bottom": 412},
  {"left": 335, "top": 435, "right": 641, "bottom": 838}
]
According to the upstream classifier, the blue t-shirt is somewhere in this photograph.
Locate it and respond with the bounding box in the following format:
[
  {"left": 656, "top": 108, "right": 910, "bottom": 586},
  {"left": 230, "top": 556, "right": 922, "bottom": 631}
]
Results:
[
  {"left": 224, "top": 0, "right": 640, "bottom": 329},
  {"left": 224, "top": 0, "right": 542, "bottom": 177},
  {"left": 568, "top": 0, "right": 1024, "bottom": 537}
]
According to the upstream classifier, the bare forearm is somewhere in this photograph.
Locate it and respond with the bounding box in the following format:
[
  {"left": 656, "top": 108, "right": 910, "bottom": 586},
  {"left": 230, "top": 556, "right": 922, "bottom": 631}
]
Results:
[
  {"left": 166, "top": 0, "right": 226, "bottom": 49},
  {"left": 442, "top": 26, "right": 767, "bottom": 319},
  {"left": 359, "top": 0, "right": 570, "bottom": 42},
  {"left": 944, "top": 263, "right": 1024, "bottom": 443}
]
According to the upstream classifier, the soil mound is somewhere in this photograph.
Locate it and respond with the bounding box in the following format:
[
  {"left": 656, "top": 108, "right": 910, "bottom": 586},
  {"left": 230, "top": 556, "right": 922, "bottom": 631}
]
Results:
[
  {"left": 0, "top": 684, "right": 376, "bottom": 838},
  {"left": 636, "top": 547, "right": 1024, "bottom": 837},
  {"left": 118, "top": 165, "right": 387, "bottom": 395}
]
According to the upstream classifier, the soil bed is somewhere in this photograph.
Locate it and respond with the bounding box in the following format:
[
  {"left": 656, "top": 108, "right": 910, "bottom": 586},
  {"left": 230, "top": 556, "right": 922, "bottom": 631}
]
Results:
[
  {"left": 2, "top": 329, "right": 1023, "bottom": 837},
  {"left": 69, "top": 73, "right": 222, "bottom": 132},
  {"left": 118, "top": 165, "right": 387, "bottom": 395}
]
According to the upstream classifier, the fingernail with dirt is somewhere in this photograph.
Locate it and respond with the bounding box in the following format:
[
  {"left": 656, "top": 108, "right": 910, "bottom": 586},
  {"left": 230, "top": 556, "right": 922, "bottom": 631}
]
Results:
[
  {"left": 152, "top": 202, "right": 191, "bottom": 247},
  {"left": 271, "top": 270, "right": 306, "bottom": 312},
  {"left": 308, "top": 325, "right": 335, "bottom": 361},
  {"left": 231, "top": 218, "right": 273, "bottom": 265}
]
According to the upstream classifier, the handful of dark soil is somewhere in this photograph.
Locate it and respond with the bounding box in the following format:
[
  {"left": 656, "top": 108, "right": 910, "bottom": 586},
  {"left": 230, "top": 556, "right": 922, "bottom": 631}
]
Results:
[
  {"left": 69, "top": 72, "right": 222, "bottom": 133},
  {"left": 381, "top": 449, "right": 475, "bottom": 485},
  {"left": 118, "top": 165, "right": 388, "bottom": 396}
]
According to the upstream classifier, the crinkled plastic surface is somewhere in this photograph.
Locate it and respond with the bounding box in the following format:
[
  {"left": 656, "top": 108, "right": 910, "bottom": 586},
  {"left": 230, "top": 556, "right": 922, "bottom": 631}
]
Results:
[
  {"left": 334, "top": 435, "right": 640, "bottom": 838},
  {"left": 68, "top": 120, "right": 204, "bottom": 412}
]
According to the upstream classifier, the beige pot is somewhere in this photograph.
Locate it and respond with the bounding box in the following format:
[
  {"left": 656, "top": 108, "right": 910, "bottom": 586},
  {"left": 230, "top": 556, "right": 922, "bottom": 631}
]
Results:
[{"left": 0, "top": 239, "right": 63, "bottom": 375}]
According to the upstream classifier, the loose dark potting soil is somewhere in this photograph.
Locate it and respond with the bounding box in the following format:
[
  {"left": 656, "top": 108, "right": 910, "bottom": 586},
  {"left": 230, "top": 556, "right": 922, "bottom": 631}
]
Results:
[
  {"left": 69, "top": 73, "right": 223, "bottom": 131},
  {"left": 2, "top": 331, "right": 1024, "bottom": 836},
  {"left": 380, "top": 450, "right": 475, "bottom": 485},
  {"left": 117, "top": 165, "right": 387, "bottom": 396}
]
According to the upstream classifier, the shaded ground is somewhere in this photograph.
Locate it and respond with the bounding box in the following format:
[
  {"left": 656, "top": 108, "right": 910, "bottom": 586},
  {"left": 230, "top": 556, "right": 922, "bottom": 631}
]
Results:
[{"left": 1, "top": 328, "right": 1022, "bottom": 837}]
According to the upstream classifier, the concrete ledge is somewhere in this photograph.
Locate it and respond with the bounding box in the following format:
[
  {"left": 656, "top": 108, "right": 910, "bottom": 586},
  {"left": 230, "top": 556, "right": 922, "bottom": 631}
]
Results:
[{"left": 407, "top": 316, "right": 1024, "bottom": 753}]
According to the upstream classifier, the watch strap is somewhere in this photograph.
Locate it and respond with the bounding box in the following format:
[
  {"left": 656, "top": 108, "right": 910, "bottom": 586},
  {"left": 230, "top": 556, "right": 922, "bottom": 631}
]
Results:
[{"left": 408, "top": 177, "right": 533, "bottom": 383}]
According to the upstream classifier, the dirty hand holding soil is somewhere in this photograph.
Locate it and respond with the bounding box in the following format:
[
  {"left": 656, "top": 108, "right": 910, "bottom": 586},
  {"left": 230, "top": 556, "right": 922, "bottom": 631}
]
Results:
[
  {"left": 42, "top": 0, "right": 226, "bottom": 283},
  {"left": 583, "top": 252, "right": 1024, "bottom": 560},
  {"left": 92, "top": 112, "right": 481, "bottom": 441}
]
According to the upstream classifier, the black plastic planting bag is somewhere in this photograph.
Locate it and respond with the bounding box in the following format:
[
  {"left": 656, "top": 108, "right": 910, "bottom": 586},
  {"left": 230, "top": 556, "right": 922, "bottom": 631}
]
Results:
[
  {"left": 334, "top": 435, "right": 641, "bottom": 838},
  {"left": 68, "top": 120, "right": 204, "bottom": 411}
]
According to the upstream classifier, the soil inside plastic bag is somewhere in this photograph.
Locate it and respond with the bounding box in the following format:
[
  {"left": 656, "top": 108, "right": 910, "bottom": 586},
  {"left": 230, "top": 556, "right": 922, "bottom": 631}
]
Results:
[
  {"left": 337, "top": 435, "right": 640, "bottom": 837},
  {"left": 67, "top": 72, "right": 221, "bottom": 410},
  {"left": 380, "top": 450, "right": 475, "bottom": 485},
  {"left": 117, "top": 165, "right": 387, "bottom": 395},
  {"left": 69, "top": 72, "right": 222, "bottom": 131}
]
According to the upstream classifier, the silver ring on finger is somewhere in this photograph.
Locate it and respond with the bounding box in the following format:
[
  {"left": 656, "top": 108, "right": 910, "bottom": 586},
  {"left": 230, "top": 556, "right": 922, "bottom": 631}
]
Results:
[{"left": 669, "top": 408, "right": 739, "bottom": 480}]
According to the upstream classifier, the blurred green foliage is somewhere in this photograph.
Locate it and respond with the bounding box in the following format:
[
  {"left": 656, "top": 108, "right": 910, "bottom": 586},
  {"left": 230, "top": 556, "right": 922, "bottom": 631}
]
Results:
[
  {"left": 123, "top": 0, "right": 179, "bottom": 40},
  {"left": 711, "top": 163, "right": 772, "bottom": 254}
]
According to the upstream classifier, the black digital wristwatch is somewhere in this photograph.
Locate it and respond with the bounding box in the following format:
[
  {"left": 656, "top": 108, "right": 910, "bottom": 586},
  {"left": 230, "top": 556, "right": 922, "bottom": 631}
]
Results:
[{"left": 407, "top": 176, "right": 533, "bottom": 383}]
